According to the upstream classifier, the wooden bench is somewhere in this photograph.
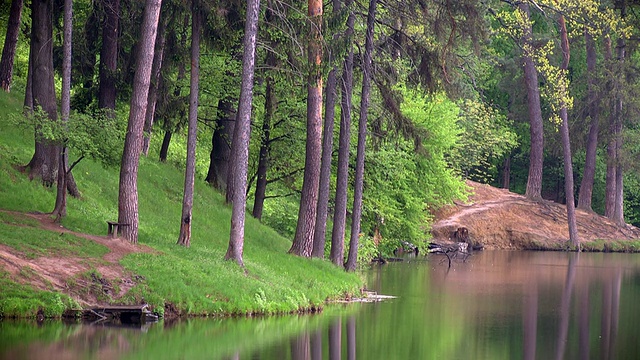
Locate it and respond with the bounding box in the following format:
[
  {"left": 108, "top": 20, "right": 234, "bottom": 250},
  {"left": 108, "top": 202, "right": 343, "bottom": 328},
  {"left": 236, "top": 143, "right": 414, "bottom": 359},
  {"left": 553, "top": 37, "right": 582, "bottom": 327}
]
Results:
[{"left": 107, "top": 221, "right": 129, "bottom": 238}]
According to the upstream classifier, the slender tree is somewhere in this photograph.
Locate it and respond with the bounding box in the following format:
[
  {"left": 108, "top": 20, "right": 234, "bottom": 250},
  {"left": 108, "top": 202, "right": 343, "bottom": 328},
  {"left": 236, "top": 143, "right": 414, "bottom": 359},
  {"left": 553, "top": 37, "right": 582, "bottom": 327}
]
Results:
[
  {"left": 52, "top": 0, "right": 73, "bottom": 220},
  {"left": 557, "top": 15, "right": 579, "bottom": 247},
  {"left": 289, "top": 0, "right": 324, "bottom": 257},
  {"left": 225, "top": 0, "right": 261, "bottom": 266},
  {"left": 519, "top": 3, "right": 544, "bottom": 200},
  {"left": 142, "top": 18, "right": 168, "bottom": 156},
  {"left": 118, "top": 0, "right": 163, "bottom": 243},
  {"left": 330, "top": 0, "right": 354, "bottom": 266},
  {"left": 252, "top": 50, "right": 277, "bottom": 220},
  {"left": 345, "top": 0, "right": 377, "bottom": 271},
  {"left": 577, "top": 29, "right": 600, "bottom": 212},
  {"left": 0, "top": 0, "right": 23, "bottom": 92},
  {"left": 312, "top": 0, "right": 343, "bottom": 258},
  {"left": 177, "top": 3, "right": 201, "bottom": 247}
]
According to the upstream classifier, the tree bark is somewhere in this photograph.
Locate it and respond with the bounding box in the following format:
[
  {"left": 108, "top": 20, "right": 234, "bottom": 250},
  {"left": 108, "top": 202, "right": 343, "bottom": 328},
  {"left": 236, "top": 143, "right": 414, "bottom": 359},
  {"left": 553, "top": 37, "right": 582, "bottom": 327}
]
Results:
[
  {"left": 98, "top": 0, "right": 120, "bottom": 112},
  {"left": 177, "top": 5, "right": 201, "bottom": 247},
  {"left": 289, "top": 0, "right": 324, "bottom": 257},
  {"left": 142, "top": 18, "right": 167, "bottom": 156},
  {"left": 604, "top": 36, "right": 616, "bottom": 219},
  {"left": 577, "top": 29, "right": 600, "bottom": 212},
  {"left": 159, "top": 129, "right": 172, "bottom": 162},
  {"left": 0, "top": 0, "right": 23, "bottom": 92},
  {"left": 557, "top": 15, "right": 579, "bottom": 247},
  {"left": 502, "top": 156, "right": 511, "bottom": 189},
  {"left": 519, "top": 3, "right": 544, "bottom": 200},
  {"left": 613, "top": 36, "right": 625, "bottom": 225},
  {"left": 225, "top": 0, "right": 260, "bottom": 266},
  {"left": 207, "top": 98, "right": 236, "bottom": 192},
  {"left": 118, "top": 0, "right": 162, "bottom": 244},
  {"left": 53, "top": 0, "right": 73, "bottom": 220},
  {"left": 330, "top": 0, "right": 354, "bottom": 267},
  {"left": 345, "top": 0, "right": 377, "bottom": 272},
  {"left": 26, "top": 0, "right": 59, "bottom": 186},
  {"left": 252, "top": 51, "right": 277, "bottom": 220}
]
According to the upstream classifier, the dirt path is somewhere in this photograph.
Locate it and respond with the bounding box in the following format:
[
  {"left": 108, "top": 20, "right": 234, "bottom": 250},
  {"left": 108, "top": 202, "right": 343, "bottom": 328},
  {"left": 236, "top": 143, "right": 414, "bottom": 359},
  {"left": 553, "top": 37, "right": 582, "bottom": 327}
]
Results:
[
  {"left": 431, "top": 181, "right": 640, "bottom": 249},
  {"left": 0, "top": 210, "right": 153, "bottom": 306}
]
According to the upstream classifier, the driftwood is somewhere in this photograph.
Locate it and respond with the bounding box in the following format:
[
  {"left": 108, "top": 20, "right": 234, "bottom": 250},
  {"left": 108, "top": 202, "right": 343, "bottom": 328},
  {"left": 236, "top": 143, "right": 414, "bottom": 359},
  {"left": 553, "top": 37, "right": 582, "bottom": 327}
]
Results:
[{"left": 428, "top": 242, "right": 471, "bottom": 269}]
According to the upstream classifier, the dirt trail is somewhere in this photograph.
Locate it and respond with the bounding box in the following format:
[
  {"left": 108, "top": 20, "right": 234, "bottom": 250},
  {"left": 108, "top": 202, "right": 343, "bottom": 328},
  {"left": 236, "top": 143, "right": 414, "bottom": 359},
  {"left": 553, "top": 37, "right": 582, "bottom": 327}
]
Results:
[
  {"left": 431, "top": 181, "right": 640, "bottom": 249},
  {"left": 0, "top": 210, "right": 153, "bottom": 306}
]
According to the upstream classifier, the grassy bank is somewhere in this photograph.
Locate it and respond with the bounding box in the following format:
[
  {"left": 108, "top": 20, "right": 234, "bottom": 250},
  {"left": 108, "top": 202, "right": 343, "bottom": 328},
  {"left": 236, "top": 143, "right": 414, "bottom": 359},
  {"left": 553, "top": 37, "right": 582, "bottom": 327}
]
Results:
[{"left": 0, "top": 90, "right": 362, "bottom": 318}]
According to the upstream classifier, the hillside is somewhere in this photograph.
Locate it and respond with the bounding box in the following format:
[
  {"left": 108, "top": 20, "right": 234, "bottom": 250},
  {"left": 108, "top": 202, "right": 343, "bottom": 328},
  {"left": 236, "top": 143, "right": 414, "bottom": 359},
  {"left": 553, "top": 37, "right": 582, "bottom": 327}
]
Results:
[{"left": 431, "top": 181, "right": 640, "bottom": 250}]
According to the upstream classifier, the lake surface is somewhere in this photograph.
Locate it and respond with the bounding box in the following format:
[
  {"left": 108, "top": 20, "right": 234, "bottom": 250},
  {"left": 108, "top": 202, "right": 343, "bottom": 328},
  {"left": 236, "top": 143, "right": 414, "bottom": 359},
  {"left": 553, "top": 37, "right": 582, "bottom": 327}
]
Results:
[{"left": 2, "top": 250, "right": 640, "bottom": 359}]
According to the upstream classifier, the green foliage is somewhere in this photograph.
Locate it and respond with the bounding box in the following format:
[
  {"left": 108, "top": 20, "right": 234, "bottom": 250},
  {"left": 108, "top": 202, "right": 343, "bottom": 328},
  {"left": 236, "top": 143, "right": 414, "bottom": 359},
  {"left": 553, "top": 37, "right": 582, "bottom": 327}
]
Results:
[
  {"left": 362, "top": 89, "right": 467, "bottom": 254},
  {"left": 448, "top": 99, "right": 518, "bottom": 183},
  {"left": 0, "top": 90, "right": 361, "bottom": 317}
]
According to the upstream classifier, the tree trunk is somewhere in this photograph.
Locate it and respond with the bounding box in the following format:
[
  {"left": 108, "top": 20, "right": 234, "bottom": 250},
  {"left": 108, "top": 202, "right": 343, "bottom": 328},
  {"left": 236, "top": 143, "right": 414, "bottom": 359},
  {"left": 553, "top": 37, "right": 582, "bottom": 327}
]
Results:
[
  {"left": 142, "top": 18, "right": 167, "bottom": 156},
  {"left": 98, "top": 0, "right": 120, "bottom": 112},
  {"left": 519, "top": 3, "right": 544, "bottom": 200},
  {"left": 330, "top": 0, "right": 354, "bottom": 267},
  {"left": 345, "top": 0, "right": 377, "bottom": 272},
  {"left": 118, "top": 0, "right": 162, "bottom": 244},
  {"left": 252, "top": 51, "right": 277, "bottom": 220},
  {"left": 312, "top": 67, "right": 337, "bottom": 258},
  {"left": 289, "top": 0, "right": 324, "bottom": 257},
  {"left": 604, "top": 36, "right": 616, "bottom": 219},
  {"left": 159, "top": 129, "right": 172, "bottom": 162},
  {"left": 26, "top": 0, "right": 59, "bottom": 186},
  {"left": 502, "top": 156, "right": 511, "bottom": 189},
  {"left": 613, "top": 36, "right": 625, "bottom": 225},
  {"left": 0, "top": 0, "right": 23, "bottom": 92},
  {"left": 557, "top": 16, "right": 579, "bottom": 247},
  {"left": 225, "top": 0, "right": 260, "bottom": 266},
  {"left": 53, "top": 0, "right": 73, "bottom": 220},
  {"left": 207, "top": 98, "right": 236, "bottom": 192},
  {"left": 577, "top": 30, "right": 600, "bottom": 212},
  {"left": 177, "top": 5, "right": 201, "bottom": 247}
]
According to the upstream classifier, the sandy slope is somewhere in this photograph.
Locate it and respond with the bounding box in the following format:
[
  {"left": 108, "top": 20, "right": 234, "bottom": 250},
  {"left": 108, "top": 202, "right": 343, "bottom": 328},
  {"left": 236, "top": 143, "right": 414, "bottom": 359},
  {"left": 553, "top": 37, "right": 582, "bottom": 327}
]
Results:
[{"left": 430, "top": 181, "right": 640, "bottom": 249}]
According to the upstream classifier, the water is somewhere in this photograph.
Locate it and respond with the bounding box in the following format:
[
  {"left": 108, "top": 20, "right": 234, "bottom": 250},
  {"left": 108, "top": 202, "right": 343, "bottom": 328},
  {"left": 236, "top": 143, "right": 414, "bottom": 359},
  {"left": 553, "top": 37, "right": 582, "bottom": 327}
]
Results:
[{"left": 2, "top": 251, "right": 640, "bottom": 359}]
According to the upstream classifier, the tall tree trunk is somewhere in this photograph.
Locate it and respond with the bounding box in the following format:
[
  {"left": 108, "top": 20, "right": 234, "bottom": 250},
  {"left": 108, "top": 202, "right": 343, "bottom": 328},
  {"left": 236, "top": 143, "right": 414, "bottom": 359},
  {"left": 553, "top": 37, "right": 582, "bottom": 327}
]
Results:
[
  {"left": 177, "top": 4, "right": 201, "bottom": 247},
  {"left": 557, "top": 15, "right": 579, "bottom": 247},
  {"left": 208, "top": 98, "right": 236, "bottom": 193},
  {"left": 142, "top": 18, "right": 167, "bottom": 156},
  {"left": 26, "top": 0, "right": 59, "bottom": 186},
  {"left": 613, "top": 36, "right": 625, "bottom": 225},
  {"left": 519, "top": 3, "right": 544, "bottom": 200},
  {"left": 225, "top": 0, "right": 260, "bottom": 266},
  {"left": 118, "top": 0, "right": 162, "bottom": 244},
  {"left": 604, "top": 36, "right": 616, "bottom": 219},
  {"left": 312, "top": 68, "right": 338, "bottom": 258},
  {"left": 330, "top": 0, "right": 354, "bottom": 267},
  {"left": 0, "top": 0, "right": 23, "bottom": 92},
  {"left": 53, "top": 0, "right": 73, "bottom": 220},
  {"left": 577, "top": 29, "right": 600, "bottom": 212},
  {"left": 345, "top": 0, "right": 377, "bottom": 272},
  {"left": 289, "top": 0, "right": 324, "bottom": 257},
  {"left": 98, "top": 0, "right": 120, "bottom": 112},
  {"left": 252, "top": 51, "right": 277, "bottom": 220}
]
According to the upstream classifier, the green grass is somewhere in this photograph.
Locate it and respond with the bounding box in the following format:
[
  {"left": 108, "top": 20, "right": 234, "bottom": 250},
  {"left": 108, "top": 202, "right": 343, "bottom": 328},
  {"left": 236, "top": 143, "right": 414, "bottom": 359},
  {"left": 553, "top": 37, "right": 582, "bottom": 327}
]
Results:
[{"left": 0, "top": 90, "right": 362, "bottom": 318}]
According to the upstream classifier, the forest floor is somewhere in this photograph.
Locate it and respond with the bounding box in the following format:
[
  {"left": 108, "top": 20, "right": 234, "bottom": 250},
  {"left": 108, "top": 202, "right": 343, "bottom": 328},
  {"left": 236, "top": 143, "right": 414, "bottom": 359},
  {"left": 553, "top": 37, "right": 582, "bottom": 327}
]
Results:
[
  {"left": 0, "top": 210, "right": 155, "bottom": 308},
  {"left": 431, "top": 181, "right": 640, "bottom": 251}
]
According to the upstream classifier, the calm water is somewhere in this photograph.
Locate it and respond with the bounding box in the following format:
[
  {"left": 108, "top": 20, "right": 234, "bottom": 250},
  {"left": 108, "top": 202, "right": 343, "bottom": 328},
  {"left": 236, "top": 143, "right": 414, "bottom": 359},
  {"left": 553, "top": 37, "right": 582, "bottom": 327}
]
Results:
[{"left": 2, "top": 251, "right": 640, "bottom": 359}]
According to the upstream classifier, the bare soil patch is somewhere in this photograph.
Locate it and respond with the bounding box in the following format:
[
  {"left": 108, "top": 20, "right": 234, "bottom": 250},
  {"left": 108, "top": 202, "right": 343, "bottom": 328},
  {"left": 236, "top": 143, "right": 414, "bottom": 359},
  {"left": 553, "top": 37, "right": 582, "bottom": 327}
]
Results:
[
  {"left": 431, "top": 181, "right": 640, "bottom": 249},
  {"left": 0, "top": 210, "right": 154, "bottom": 307}
]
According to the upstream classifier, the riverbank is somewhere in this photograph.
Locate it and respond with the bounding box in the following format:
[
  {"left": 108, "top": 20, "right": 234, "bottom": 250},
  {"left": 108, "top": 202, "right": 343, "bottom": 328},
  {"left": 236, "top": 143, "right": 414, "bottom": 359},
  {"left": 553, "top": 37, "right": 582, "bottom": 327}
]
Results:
[
  {"left": 0, "top": 91, "right": 361, "bottom": 319},
  {"left": 431, "top": 181, "right": 640, "bottom": 251}
]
